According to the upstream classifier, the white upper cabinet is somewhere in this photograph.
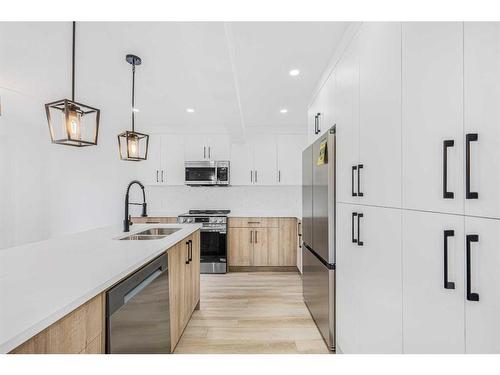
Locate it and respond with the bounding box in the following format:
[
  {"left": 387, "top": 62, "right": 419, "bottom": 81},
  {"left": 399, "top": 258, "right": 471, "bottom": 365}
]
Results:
[
  {"left": 276, "top": 135, "right": 305, "bottom": 185},
  {"left": 358, "top": 23, "right": 402, "bottom": 208},
  {"left": 402, "top": 23, "right": 464, "bottom": 215},
  {"left": 206, "top": 134, "right": 231, "bottom": 160},
  {"left": 402, "top": 210, "right": 465, "bottom": 353},
  {"left": 136, "top": 134, "right": 163, "bottom": 185},
  {"left": 464, "top": 216, "right": 500, "bottom": 353},
  {"left": 464, "top": 23, "right": 500, "bottom": 220},
  {"left": 184, "top": 134, "right": 230, "bottom": 161},
  {"left": 308, "top": 72, "right": 335, "bottom": 145},
  {"left": 335, "top": 31, "right": 360, "bottom": 204},
  {"left": 136, "top": 134, "right": 184, "bottom": 185},
  {"left": 161, "top": 135, "right": 185, "bottom": 185},
  {"left": 229, "top": 142, "right": 253, "bottom": 186},
  {"left": 249, "top": 135, "right": 278, "bottom": 186}
]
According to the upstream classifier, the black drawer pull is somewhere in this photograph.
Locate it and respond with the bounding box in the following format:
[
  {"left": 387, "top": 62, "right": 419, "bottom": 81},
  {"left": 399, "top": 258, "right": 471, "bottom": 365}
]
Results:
[
  {"left": 351, "top": 212, "right": 358, "bottom": 243},
  {"left": 357, "top": 164, "right": 364, "bottom": 197},
  {"left": 466, "top": 234, "right": 479, "bottom": 302},
  {"left": 352, "top": 166, "right": 358, "bottom": 197},
  {"left": 443, "top": 230, "right": 455, "bottom": 289},
  {"left": 465, "top": 133, "right": 478, "bottom": 199},
  {"left": 357, "top": 213, "right": 364, "bottom": 246},
  {"left": 443, "top": 140, "right": 454, "bottom": 199}
]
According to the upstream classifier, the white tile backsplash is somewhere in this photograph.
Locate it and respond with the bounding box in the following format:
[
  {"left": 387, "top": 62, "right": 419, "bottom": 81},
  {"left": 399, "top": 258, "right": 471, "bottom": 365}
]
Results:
[{"left": 141, "top": 185, "right": 302, "bottom": 217}]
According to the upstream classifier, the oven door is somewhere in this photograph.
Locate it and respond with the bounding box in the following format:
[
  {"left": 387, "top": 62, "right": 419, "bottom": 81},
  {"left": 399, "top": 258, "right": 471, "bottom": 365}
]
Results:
[
  {"left": 185, "top": 161, "right": 217, "bottom": 185},
  {"left": 200, "top": 229, "right": 227, "bottom": 263}
]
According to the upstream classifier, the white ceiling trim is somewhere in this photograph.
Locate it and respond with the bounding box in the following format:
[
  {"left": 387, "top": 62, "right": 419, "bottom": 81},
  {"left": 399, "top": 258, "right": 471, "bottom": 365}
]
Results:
[{"left": 223, "top": 22, "right": 246, "bottom": 139}]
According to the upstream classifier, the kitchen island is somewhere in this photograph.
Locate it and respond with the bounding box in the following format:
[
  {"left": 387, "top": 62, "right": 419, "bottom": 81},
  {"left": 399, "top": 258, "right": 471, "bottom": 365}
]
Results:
[{"left": 0, "top": 223, "right": 201, "bottom": 354}]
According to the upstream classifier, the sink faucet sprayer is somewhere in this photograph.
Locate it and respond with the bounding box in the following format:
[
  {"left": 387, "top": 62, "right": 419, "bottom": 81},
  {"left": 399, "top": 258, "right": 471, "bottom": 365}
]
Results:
[{"left": 124, "top": 180, "right": 147, "bottom": 232}]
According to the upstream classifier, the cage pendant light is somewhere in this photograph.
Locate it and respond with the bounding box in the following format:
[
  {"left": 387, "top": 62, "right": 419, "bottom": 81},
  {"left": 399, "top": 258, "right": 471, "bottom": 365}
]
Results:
[
  {"left": 45, "top": 22, "right": 100, "bottom": 147},
  {"left": 118, "top": 54, "right": 149, "bottom": 161}
]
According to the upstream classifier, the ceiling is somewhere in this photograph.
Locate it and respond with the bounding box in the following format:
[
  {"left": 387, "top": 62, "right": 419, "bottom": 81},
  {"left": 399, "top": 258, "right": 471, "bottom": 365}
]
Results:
[{"left": 0, "top": 22, "right": 350, "bottom": 137}]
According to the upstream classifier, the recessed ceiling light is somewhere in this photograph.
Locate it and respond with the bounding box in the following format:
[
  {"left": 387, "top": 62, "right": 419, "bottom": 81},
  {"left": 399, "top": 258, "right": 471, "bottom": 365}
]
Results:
[
  {"left": 280, "top": 108, "right": 288, "bottom": 114},
  {"left": 186, "top": 108, "right": 195, "bottom": 113},
  {"left": 289, "top": 69, "right": 300, "bottom": 76},
  {"left": 132, "top": 107, "right": 140, "bottom": 113}
]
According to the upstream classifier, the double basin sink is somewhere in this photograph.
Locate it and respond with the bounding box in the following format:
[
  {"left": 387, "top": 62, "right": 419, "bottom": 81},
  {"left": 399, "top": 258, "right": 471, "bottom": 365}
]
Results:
[{"left": 119, "top": 227, "right": 181, "bottom": 241}]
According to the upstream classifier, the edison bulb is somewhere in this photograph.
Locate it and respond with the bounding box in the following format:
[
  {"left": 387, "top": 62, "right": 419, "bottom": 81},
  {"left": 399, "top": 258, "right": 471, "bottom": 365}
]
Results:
[
  {"left": 128, "top": 134, "right": 140, "bottom": 158},
  {"left": 65, "top": 106, "right": 81, "bottom": 140}
]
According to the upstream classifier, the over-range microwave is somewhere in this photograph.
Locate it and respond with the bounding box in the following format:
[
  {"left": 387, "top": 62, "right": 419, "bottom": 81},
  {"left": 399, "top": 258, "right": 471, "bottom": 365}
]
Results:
[{"left": 184, "top": 160, "right": 230, "bottom": 186}]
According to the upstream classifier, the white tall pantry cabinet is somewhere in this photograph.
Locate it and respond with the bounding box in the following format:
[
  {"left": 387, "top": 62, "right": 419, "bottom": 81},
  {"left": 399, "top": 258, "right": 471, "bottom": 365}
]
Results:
[{"left": 327, "top": 22, "right": 500, "bottom": 353}]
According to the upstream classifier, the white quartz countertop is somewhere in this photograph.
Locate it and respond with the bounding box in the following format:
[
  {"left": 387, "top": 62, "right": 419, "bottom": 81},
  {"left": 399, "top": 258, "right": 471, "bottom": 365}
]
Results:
[{"left": 0, "top": 223, "right": 201, "bottom": 354}]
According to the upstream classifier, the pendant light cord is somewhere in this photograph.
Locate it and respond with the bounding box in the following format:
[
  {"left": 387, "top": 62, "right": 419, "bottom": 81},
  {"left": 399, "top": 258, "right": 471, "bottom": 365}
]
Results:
[
  {"left": 131, "top": 63, "right": 135, "bottom": 132},
  {"left": 72, "top": 21, "right": 76, "bottom": 102}
]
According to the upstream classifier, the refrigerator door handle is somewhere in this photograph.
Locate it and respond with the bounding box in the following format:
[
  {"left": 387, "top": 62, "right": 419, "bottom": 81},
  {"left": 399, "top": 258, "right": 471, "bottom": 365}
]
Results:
[
  {"left": 357, "top": 213, "right": 364, "bottom": 246},
  {"left": 351, "top": 212, "right": 358, "bottom": 243}
]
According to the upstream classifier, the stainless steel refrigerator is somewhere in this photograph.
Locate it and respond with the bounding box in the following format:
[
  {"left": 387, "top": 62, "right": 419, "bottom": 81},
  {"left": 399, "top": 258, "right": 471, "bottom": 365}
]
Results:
[{"left": 302, "top": 126, "right": 336, "bottom": 351}]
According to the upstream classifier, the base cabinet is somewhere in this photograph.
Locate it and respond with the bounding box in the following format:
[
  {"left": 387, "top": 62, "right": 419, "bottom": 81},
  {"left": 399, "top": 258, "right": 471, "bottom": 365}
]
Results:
[
  {"left": 10, "top": 231, "right": 200, "bottom": 354},
  {"left": 402, "top": 211, "right": 465, "bottom": 353},
  {"left": 228, "top": 218, "right": 297, "bottom": 269},
  {"left": 168, "top": 231, "right": 200, "bottom": 352},
  {"left": 337, "top": 203, "right": 402, "bottom": 353},
  {"left": 464, "top": 216, "right": 500, "bottom": 353},
  {"left": 10, "top": 294, "right": 105, "bottom": 354}
]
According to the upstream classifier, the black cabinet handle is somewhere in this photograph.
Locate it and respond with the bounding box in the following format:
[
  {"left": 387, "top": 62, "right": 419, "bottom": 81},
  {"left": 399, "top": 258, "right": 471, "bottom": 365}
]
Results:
[
  {"left": 443, "top": 140, "right": 454, "bottom": 199},
  {"left": 357, "top": 213, "right": 364, "bottom": 246},
  {"left": 352, "top": 165, "right": 358, "bottom": 197},
  {"left": 466, "top": 133, "right": 478, "bottom": 199},
  {"left": 443, "top": 230, "right": 455, "bottom": 289},
  {"left": 466, "top": 234, "right": 479, "bottom": 301},
  {"left": 188, "top": 239, "right": 193, "bottom": 262},
  {"left": 316, "top": 113, "right": 321, "bottom": 134},
  {"left": 357, "top": 164, "right": 364, "bottom": 197},
  {"left": 351, "top": 212, "right": 358, "bottom": 243},
  {"left": 185, "top": 241, "right": 190, "bottom": 264},
  {"left": 314, "top": 115, "right": 318, "bottom": 134}
]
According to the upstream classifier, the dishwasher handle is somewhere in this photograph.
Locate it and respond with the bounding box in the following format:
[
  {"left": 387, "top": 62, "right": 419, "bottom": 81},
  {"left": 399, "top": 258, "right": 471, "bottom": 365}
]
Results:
[
  {"left": 107, "top": 254, "right": 168, "bottom": 316},
  {"left": 124, "top": 269, "right": 163, "bottom": 304}
]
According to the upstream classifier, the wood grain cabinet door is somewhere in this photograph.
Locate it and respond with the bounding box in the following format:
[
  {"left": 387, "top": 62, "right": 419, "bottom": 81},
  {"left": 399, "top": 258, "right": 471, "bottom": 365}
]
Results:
[
  {"left": 228, "top": 228, "right": 253, "bottom": 266},
  {"left": 190, "top": 231, "right": 201, "bottom": 310},
  {"left": 278, "top": 218, "right": 297, "bottom": 266},
  {"left": 168, "top": 242, "right": 184, "bottom": 351},
  {"left": 253, "top": 228, "right": 279, "bottom": 266}
]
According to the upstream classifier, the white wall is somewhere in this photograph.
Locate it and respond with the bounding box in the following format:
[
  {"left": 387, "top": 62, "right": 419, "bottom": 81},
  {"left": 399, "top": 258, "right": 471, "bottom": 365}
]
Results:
[{"left": 0, "top": 22, "right": 137, "bottom": 248}]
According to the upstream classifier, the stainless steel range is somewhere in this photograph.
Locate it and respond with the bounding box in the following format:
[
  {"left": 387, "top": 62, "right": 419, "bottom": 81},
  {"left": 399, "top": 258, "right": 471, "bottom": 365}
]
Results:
[{"left": 178, "top": 210, "right": 229, "bottom": 274}]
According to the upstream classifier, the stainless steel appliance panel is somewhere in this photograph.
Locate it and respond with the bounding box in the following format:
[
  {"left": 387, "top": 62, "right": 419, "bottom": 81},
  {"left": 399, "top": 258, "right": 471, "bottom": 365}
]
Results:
[
  {"left": 311, "top": 129, "right": 336, "bottom": 264},
  {"left": 303, "top": 246, "right": 335, "bottom": 350},
  {"left": 106, "top": 254, "right": 170, "bottom": 354},
  {"left": 302, "top": 146, "right": 313, "bottom": 249}
]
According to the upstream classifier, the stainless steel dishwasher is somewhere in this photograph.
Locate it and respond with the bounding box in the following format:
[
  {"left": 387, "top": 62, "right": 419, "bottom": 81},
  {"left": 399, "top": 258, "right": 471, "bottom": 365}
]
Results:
[{"left": 106, "top": 254, "right": 170, "bottom": 353}]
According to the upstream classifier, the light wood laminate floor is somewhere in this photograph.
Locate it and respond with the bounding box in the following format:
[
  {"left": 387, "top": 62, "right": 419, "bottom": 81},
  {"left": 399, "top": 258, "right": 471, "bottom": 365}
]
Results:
[{"left": 174, "top": 272, "right": 330, "bottom": 354}]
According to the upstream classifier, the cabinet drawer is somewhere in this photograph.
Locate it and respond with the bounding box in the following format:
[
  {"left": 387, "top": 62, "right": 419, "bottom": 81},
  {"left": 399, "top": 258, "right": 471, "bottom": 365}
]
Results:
[{"left": 228, "top": 217, "right": 279, "bottom": 228}]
